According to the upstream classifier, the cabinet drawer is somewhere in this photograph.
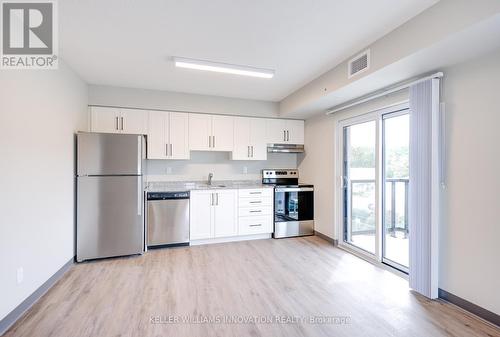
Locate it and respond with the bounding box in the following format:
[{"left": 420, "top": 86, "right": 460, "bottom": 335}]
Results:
[
  {"left": 239, "top": 206, "right": 273, "bottom": 217},
  {"left": 238, "top": 216, "right": 273, "bottom": 235},
  {"left": 238, "top": 188, "right": 273, "bottom": 199},
  {"left": 238, "top": 197, "right": 273, "bottom": 207}
]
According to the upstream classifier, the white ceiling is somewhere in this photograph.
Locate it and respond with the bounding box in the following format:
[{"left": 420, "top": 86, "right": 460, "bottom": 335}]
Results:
[{"left": 60, "top": 0, "right": 438, "bottom": 102}]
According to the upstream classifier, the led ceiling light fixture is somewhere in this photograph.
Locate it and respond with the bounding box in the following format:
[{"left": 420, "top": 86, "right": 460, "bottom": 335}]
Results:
[{"left": 173, "top": 57, "right": 275, "bottom": 79}]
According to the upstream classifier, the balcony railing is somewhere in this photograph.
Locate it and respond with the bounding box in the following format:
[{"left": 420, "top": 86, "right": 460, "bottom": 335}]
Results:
[{"left": 349, "top": 178, "right": 409, "bottom": 238}]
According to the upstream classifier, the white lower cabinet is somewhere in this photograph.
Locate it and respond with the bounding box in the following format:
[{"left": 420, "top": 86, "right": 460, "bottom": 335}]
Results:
[
  {"left": 190, "top": 189, "right": 237, "bottom": 240},
  {"left": 189, "top": 191, "right": 213, "bottom": 240},
  {"left": 238, "top": 188, "right": 273, "bottom": 235}
]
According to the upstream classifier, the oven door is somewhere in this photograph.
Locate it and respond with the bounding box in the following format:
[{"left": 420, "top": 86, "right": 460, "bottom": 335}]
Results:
[{"left": 274, "top": 187, "right": 314, "bottom": 238}]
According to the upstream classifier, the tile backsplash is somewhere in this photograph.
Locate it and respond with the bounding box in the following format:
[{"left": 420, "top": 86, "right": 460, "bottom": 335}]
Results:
[{"left": 146, "top": 151, "right": 297, "bottom": 182}]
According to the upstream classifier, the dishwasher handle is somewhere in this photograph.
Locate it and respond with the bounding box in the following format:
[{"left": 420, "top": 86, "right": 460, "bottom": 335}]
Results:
[{"left": 147, "top": 191, "right": 190, "bottom": 200}]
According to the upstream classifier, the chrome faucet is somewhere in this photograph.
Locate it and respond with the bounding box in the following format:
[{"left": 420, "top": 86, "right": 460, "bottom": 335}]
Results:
[{"left": 208, "top": 173, "right": 213, "bottom": 186}]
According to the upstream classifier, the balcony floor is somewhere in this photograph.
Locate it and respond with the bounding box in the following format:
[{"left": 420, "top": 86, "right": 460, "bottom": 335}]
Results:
[{"left": 351, "top": 231, "right": 409, "bottom": 268}]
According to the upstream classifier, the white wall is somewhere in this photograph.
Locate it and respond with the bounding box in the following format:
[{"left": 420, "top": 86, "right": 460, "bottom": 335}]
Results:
[
  {"left": 298, "top": 91, "right": 408, "bottom": 239},
  {"left": 0, "top": 61, "right": 88, "bottom": 320},
  {"left": 439, "top": 48, "right": 500, "bottom": 314},
  {"left": 147, "top": 152, "right": 297, "bottom": 182},
  {"left": 88, "top": 85, "right": 279, "bottom": 118},
  {"left": 300, "top": 48, "right": 500, "bottom": 314}
]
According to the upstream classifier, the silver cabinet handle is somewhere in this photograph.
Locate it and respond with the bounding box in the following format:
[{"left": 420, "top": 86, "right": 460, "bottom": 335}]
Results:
[
  {"left": 286, "top": 130, "right": 289, "bottom": 141},
  {"left": 165, "top": 143, "right": 168, "bottom": 157},
  {"left": 247, "top": 145, "right": 250, "bottom": 158},
  {"left": 283, "top": 130, "right": 286, "bottom": 141},
  {"left": 120, "top": 117, "right": 124, "bottom": 130},
  {"left": 249, "top": 210, "right": 262, "bottom": 213},
  {"left": 249, "top": 224, "right": 262, "bottom": 227},
  {"left": 249, "top": 201, "right": 261, "bottom": 204},
  {"left": 251, "top": 146, "right": 254, "bottom": 157},
  {"left": 115, "top": 116, "right": 119, "bottom": 130},
  {"left": 210, "top": 193, "right": 213, "bottom": 206},
  {"left": 216, "top": 193, "right": 219, "bottom": 206},
  {"left": 249, "top": 192, "right": 261, "bottom": 194},
  {"left": 208, "top": 135, "right": 211, "bottom": 148},
  {"left": 213, "top": 135, "right": 216, "bottom": 148}
]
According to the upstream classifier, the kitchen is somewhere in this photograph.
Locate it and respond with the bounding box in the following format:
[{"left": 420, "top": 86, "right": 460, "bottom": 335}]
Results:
[{"left": 76, "top": 108, "right": 313, "bottom": 261}]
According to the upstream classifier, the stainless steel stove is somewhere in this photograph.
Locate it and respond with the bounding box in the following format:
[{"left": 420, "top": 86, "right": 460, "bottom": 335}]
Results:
[{"left": 262, "top": 169, "right": 314, "bottom": 238}]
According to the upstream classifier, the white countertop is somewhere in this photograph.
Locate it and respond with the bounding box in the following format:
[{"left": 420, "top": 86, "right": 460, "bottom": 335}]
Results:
[{"left": 146, "top": 180, "right": 274, "bottom": 193}]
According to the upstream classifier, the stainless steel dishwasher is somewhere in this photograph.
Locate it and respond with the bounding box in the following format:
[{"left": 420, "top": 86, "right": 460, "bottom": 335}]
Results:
[{"left": 146, "top": 191, "right": 190, "bottom": 248}]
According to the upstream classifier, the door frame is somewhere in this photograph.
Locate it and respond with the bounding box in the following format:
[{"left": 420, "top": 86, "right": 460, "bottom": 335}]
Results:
[{"left": 335, "top": 102, "right": 409, "bottom": 266}]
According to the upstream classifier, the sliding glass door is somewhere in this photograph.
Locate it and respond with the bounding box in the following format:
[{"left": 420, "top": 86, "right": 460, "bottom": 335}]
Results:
[
  {"left": 340, "top": 104, "right": 409, "bottom": 273},
  {"left": 382, "top": 112, "right": 409, "bottom": 272},
  {"left": 343, "top": 120, "right": 377, "bottom": 255}
]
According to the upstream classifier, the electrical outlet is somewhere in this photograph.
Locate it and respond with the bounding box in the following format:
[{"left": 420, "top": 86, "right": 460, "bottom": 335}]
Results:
[
  {"left": 243, "top": 166, "right": 248, "bottom": 174},
  {"left": 166, "top": 167, "right": 172, "bottom": 174},
  {"left": 16, "top": 267, "right": 23, "bottom": 284}
]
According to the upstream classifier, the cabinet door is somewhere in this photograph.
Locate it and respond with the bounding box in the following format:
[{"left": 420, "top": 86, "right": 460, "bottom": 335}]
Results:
[
  {"left": 250, "top": 118, "right": 267, "bottom": 160},
  {"left": 147, "top": 111, "right": 167, "bottom": 159},
  {"left": 286, "top": 119, "right": 304, "bottom": 144},
  {"left": 120, "top": 109, "right": 148, "bottom": 134},
  {"left": 189, "top": 113, "right": 211, "bottom": 151},
  {"left": 190, "top": 191, "right": 214, "bottom": 240},
  {"left": 213, "top": 190, "right": 237, "bottom": 238},
  {"left": 212, "top": 115, "right": 234, "bottom": 151},
  {"left": 266, "top": 119, "right": 287, "bottom": 144},
  {"left": 232, "top": 117, "right": 251, "bottom": 160},
  {"left": 90, "top": 107, "right": 120, "bottom": 133},
  {"left": 169, "top": 112, "right": 190, "bottom": 159}
]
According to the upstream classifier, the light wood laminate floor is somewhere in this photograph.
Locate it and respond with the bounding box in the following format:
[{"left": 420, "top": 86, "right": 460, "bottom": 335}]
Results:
[{"left": 5, "top": 236, "right": 499, "bottom": 337}]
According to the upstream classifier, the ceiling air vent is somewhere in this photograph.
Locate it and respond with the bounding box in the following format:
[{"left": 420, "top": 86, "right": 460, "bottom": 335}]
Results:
[{"left": 348, "top": 49, "right": 370, "bottom": 78}]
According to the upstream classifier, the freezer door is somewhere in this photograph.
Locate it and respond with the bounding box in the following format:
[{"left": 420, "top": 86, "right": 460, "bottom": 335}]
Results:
[
  {"left": 77, "top": 133, "right": 143, "bottom": 176},
  {"left": 77, "top": 176, "right": 144, "bottom": 261}
]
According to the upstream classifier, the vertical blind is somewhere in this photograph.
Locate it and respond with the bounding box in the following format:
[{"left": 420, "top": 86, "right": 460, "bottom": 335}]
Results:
[{"left": 408, "top": 78, "right": 441, "bottom": 299}]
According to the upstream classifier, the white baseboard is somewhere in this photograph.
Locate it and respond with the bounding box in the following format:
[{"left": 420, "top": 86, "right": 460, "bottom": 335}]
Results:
[{"left": 190, "top": 233, "right": 272, "bottom": 246}]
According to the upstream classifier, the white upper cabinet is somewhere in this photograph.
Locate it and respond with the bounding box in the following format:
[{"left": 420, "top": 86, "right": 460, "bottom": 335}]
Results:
[
  {"left": 120, "top": 108, "right": 148, "bottom": 134},
  {"left": 169, "top": 112, "right": 190, "bottom": 159},
  {"left": 211, "top": 115, "right": 234, "bottom": 151},
  {"left": 147, "top": 111, "right": 167, "bottom": 159},
  {"left": 232, "top": 117, "right": 267, "bottom": 160},
  {"left": 90, "top": 107, "right": 148, "bottom": 135},
  {"left": 89, "top": 107, "right": 120, "bottom": 133},
  {"left": 147, "top": 111, "right": 189, "bottom": 160},
  {"left": 189, "top": 113, "right": 212, "bottom": 151},
  {"left": 286, "top": 119, "right": 305, "bottom": 144},
  {"left": 189, "top": 113, "right": 234, "bottom": 152},
  {"left": 265, "top": 119, "right": 304, "bottom": 145}
]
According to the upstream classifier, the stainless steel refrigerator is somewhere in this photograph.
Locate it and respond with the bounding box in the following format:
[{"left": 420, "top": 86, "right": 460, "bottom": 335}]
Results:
[{"left": 76, "top": 132, "right": 145, "bottom": 262}]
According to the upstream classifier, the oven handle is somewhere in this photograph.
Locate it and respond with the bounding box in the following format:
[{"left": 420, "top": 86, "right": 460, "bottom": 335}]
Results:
[{"left": 275, "top": 187, "right": 314, "bottom": 192}]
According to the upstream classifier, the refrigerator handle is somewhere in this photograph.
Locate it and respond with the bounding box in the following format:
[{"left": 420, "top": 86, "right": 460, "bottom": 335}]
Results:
[
  {"left": 138, "top": 136, "right": 142, "bottom": 173},
  {"left": 137, "top": 176, "right": 142, "bottom": 216}
]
